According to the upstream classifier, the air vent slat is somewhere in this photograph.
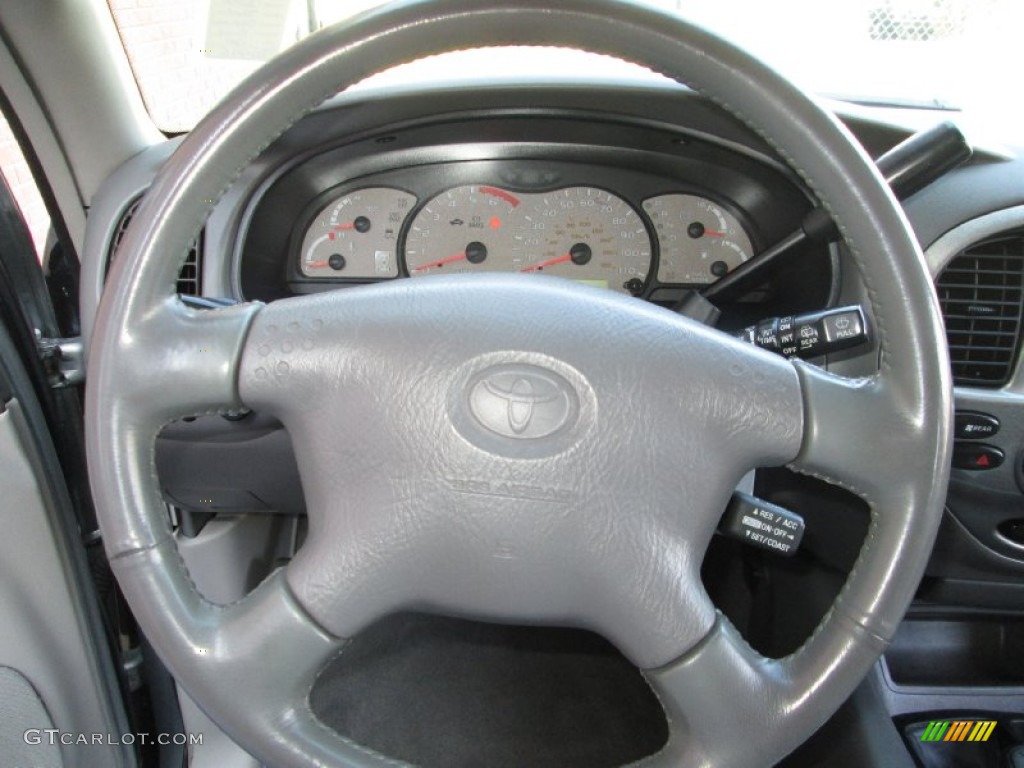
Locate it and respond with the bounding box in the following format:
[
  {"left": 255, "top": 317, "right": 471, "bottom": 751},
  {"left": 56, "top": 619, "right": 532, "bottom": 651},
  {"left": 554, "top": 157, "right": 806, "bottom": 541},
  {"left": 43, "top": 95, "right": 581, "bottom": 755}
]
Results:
[
  {"left": 937, "top": 268, "right": 1019, "bottom": 274},
  {"left": 940, "top": 274, "right": 1023, "bottom": 282},
  {"left": 106, "top": 197, "right": 203, "bottom": 298},
  {"left": 936, "top": 230, "right": 1024, "bottom": 387},
  {"left": 936, "top": 296, "right": 1021, "bottom": 306},
  {"left": 943, "top": 360, "right": 1010, "bottom": 368},
  {"left": 948, "top": 345, "right": 1017, "bottom": 354},
  {"left": 942, "top": 317, "right": 1019, "bottom": 326}
]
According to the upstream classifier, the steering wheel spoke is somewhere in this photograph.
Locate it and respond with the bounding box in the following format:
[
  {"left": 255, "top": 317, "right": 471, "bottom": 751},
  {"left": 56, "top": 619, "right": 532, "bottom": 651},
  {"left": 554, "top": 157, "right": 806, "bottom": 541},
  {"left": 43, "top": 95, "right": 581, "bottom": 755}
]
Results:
[
  {"left": 643, "top": 608, "right": 887, "bottom": 768},
  {"left": 787, "top": 361, "right": 952, "bottom": 642},
  {"left": 789, "top": 362, "right": 917, "bottom": 501},
  {"left": 97, "top": 297, "right": 261, "bottom": 425},
  {"left": 87, "top": 298, "right": 261, "bottom": 554},
  {"left": 110, "top": 539, "right": 418, "bottom": 766}
]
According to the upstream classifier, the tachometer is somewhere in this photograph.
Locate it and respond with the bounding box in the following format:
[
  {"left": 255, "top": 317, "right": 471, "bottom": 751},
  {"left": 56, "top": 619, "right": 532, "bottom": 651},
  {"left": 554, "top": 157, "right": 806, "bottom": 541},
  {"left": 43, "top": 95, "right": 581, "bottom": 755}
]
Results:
[
  {"left": 299, "top": 187, "right": 415, "bottom": 278},
  {"left": 643, "top": 194, "right": 752, "bottom": 284},
  {"left": 519, "top": 187, "right": 651, "bottom": 295},
  {"left": 404, "top": 185, "right": 525, "bottom": 275}
]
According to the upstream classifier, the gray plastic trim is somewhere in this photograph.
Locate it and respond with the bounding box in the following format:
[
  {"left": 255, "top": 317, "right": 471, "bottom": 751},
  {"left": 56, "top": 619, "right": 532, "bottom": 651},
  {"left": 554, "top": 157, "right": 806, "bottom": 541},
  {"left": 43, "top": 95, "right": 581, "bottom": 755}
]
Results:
[
  {"left": 0, "top": 402, "right": 130, "bottom": 768},
  {"left": 925, "top": 206, "right": 1024, "bottom": 554},
  {"left": 925, "top": 204, "right": 1024, "bottom": 395},
  {"left": 239, "top": 274, "right": 803, "bottom": 668},
  {"left": 0, "top": 2, "right": 160, "bottom": 207},
  {"left": 874, "top": 661, "right": 1024, "bottom": 720},
  {"left": 0, "top": 34, "right": 87, "bottom": 252},
  {"left": 176, "top": 516, "right": 290, "bottom": 768},
  {"left": 0, "top": 666, "right": 63, "bottom": 768},
  {"left": 80, "top": 139, "right": 182, "bottom": 360}
]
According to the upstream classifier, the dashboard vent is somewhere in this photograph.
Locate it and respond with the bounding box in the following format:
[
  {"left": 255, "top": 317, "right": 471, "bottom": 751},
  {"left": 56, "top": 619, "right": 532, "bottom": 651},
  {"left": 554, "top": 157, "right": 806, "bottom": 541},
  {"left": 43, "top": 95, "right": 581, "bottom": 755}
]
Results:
[
  {"left": 107, "top": 197, "right": 203, "bottom": 297},
  {"left": 936, "top": 230, "right": 1024, "bottom": 387}
]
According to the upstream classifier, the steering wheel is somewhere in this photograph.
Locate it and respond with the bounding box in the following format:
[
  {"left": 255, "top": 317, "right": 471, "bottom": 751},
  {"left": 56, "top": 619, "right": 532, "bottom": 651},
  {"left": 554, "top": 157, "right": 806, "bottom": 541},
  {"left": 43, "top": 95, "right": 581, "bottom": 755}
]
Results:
[{"left": 86, "top": 0, "right": 952, "bottom": 765}]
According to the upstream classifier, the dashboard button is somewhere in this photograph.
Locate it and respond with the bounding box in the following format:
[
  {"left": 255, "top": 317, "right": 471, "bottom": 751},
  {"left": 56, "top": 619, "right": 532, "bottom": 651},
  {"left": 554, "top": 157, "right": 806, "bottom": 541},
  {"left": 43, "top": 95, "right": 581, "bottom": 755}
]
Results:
[
  {"left": 952, "top": 443, "right": 1004, "bottom": 471},
  {"left": 954, "top": 412, "right": 1000, "bottom": 440}
]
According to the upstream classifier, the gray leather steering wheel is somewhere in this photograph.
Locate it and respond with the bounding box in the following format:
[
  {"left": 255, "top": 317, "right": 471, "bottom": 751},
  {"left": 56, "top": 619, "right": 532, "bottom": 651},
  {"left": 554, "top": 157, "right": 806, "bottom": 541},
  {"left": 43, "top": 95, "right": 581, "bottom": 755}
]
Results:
[{"left": 86, "top": 0, "right": 952, "bottom": 765}]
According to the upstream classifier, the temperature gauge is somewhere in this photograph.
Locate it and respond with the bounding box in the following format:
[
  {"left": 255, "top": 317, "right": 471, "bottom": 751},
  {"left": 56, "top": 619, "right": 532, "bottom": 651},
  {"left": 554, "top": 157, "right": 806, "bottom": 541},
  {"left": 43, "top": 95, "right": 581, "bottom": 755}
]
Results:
[
  {"left": 643, "top": 194, "right": 753, "bottom": 284},
  {"left": 299, "top": 187, "right": 415, "bottom": 279}
]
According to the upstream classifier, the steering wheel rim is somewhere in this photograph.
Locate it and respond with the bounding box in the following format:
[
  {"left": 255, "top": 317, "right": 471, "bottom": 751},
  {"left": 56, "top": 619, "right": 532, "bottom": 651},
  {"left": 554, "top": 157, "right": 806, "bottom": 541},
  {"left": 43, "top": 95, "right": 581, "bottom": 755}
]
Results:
[{"left": 86, "top": 0, "right": 952, "bottom": 765}]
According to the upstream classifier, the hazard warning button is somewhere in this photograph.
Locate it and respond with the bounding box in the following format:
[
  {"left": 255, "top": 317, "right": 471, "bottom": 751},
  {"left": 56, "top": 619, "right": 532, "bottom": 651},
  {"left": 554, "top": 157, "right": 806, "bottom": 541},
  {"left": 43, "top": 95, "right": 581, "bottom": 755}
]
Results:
[{"left": 952, "top": 443, "right": 1004, "bottom": 471}]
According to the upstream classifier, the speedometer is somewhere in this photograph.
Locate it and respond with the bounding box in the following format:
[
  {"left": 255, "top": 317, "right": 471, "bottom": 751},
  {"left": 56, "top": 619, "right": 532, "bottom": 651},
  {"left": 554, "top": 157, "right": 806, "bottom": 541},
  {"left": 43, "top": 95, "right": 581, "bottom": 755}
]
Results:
[{"left": 519, "top": 187, "right": 651, "bottom": 295}]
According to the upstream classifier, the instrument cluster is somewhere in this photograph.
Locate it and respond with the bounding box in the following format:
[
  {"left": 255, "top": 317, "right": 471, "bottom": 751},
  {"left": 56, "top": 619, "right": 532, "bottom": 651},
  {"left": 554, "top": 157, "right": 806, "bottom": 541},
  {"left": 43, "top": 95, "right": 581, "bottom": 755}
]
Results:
[{"left": 297, "top": 180, "right": 753, "bottom": 296}]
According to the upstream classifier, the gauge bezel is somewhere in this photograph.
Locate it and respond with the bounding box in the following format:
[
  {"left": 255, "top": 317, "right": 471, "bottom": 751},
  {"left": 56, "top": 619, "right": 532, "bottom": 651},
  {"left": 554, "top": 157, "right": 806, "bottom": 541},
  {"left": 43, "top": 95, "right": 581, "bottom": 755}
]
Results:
[
  {"left": 401, "top": 183, "right": 533, "bottom": 278},
  {"left": 287, "top": 183, "right": 419, "bottom": 286},
  {"left": 514, "top": 184, "right": 655, "bottom": 295},
  {"left": 283, "top": 159, "right": 772, "bottom": 301},
  {"left": 238, "top": 111, "right": 822, "bottom": 305},
  {"left": 642, "top": 192, "right": 755, "bottom": 286}
]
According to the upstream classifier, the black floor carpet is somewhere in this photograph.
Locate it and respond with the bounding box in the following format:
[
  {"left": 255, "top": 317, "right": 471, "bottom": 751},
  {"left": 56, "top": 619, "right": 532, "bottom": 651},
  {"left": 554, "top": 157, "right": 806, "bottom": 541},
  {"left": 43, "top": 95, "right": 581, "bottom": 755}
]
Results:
[{"left": 310, "top": 613, "right": 668, "bottom": 768}]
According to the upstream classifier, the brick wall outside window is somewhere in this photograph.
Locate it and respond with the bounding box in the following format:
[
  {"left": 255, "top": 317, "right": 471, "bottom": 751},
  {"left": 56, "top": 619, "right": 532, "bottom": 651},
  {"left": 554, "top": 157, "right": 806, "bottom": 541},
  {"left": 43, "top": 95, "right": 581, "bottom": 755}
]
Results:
[
  {"left": 106, "top": 0, "right": 391, "bottom": 132},
  {"left": 0, "top": 113, "right": 50, "bottom": 261},
  {"left": 107, "top": 0, "right": 260, "bottom": 132}
]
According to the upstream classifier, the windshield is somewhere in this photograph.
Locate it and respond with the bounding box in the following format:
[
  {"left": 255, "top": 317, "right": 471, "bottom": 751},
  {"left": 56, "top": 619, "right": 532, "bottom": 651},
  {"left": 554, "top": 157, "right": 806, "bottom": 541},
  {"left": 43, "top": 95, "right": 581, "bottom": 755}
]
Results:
[{"left": 108, "top": 0, "right": 1023, "bottom": 133}]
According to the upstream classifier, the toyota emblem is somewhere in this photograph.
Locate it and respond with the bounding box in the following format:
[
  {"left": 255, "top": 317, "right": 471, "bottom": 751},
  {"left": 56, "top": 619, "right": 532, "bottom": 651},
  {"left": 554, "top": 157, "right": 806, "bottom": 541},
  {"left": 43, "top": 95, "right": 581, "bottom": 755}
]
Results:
[{"left": 468, "top": 366, "right": 576, "bottom": 440}]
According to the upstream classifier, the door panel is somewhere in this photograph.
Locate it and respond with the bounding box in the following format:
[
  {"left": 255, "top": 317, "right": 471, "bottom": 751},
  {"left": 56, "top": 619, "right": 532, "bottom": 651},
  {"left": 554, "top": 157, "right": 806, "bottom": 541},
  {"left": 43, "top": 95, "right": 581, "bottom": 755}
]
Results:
[{"left": 0, "top": 324, "right": 132, "bottom": 767}]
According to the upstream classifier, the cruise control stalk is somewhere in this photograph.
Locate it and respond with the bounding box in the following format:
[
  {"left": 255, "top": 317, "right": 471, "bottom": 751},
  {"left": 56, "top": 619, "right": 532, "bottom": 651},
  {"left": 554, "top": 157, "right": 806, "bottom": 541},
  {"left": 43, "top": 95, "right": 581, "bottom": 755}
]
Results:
[{"left": 718, "top": 491, "right": 805, "bottom": 556}]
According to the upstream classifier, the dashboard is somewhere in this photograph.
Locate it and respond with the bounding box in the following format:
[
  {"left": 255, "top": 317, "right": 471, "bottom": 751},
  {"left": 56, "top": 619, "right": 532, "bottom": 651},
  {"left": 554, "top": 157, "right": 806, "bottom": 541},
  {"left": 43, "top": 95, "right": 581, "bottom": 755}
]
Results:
[
  {"left": 76, "top": 80, "right": 1024, "bottom": 758},
  {"left": 82, "top": 81, "right": 1024, "bottom": 614}
]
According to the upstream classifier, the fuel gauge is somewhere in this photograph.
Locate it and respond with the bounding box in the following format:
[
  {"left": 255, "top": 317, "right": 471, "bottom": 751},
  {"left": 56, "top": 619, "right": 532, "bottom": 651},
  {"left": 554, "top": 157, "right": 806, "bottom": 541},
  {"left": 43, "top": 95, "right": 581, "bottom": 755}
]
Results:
[
  {"left": 299, "top": 187, "right": 415, "bottom": 279},
  {"left": 643, "top": 194, "right": 752, "bottom": 285}
]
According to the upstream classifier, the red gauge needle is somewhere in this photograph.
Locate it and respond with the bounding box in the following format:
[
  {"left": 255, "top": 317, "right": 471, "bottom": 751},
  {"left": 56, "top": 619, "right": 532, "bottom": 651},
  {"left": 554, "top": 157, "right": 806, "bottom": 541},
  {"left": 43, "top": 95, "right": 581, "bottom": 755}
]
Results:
[
  {"left": 521, "top": 254, "right": 571, "bottom": 272},
  {"left": 412, "top": 253, "right": 467, "bottom": 271},
  {"left": 307, "top": 260, "right": 329, "bottom": 268},
  {"left": 327, "top": 223, "right": 355, "bottom": 241},
  {"left": 703, "top": 229, "right": 726, "bottom": 238}
]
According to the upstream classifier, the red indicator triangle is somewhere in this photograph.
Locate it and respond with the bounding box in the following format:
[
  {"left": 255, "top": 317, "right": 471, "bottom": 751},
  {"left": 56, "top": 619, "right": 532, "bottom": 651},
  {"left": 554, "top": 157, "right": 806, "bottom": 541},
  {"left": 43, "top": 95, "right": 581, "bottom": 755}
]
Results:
[{"left": 975, "top": 454, "right": 990, "bottom": 468}]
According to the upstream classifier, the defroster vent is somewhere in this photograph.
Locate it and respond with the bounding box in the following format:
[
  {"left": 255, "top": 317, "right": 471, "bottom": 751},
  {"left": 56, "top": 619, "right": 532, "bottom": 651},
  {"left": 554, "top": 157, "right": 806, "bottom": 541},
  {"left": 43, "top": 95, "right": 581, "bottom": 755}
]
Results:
[
  {"left": 107, "top": 197, "right": 203, "bottom": 297},
  {"left": 936, "top": 230, "right": 1024, "bottom": 387}
]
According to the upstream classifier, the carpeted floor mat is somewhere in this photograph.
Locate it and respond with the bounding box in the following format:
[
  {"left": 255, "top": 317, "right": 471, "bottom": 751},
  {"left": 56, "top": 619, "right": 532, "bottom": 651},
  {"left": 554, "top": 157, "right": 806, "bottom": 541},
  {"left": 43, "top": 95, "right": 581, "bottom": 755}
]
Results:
[{"left": 310, "top": 613, "right": 669, "bottom": 767}]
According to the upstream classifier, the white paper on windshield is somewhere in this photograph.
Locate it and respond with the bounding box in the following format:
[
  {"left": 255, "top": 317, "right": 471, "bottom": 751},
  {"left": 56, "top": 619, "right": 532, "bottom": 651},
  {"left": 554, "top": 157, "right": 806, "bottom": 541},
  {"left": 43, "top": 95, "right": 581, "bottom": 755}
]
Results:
[{"left": 204, "top": 0, "right": 296, "bottom": 61}]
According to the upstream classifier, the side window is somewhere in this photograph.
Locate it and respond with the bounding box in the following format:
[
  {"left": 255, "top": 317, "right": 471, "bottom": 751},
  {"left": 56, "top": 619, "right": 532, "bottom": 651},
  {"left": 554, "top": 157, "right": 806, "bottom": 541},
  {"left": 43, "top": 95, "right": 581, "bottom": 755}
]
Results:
[{"left": 0, "top": 110, "right": 51, "bottom": 261}]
